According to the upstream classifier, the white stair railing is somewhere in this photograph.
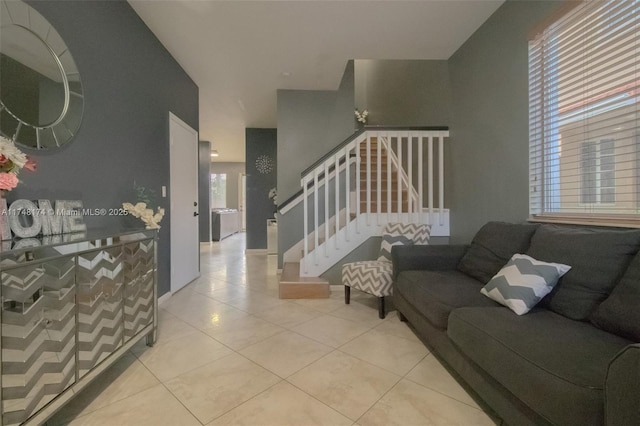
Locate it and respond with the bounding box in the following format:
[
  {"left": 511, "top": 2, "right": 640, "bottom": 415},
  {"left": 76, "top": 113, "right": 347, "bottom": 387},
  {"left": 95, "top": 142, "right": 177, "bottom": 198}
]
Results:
[{"left": 299, "top": 128, "right": 449, "bottom": 276}]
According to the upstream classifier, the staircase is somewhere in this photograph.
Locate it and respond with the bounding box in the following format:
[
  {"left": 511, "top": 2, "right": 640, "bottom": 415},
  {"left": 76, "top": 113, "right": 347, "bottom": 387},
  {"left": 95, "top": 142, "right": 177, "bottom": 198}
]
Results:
[
  {"left": 278, "top": 127, "right": 450, "bottom": 298},
  {"left": 358, "top": 137, "right": 410, "bottom": 213}
]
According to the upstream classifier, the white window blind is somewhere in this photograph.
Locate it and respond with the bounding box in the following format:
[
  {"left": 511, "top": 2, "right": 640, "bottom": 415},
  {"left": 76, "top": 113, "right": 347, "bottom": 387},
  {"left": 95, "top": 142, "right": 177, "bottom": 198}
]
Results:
[{"left": 529, "top": 0, "right": 640, "bottom": 224}]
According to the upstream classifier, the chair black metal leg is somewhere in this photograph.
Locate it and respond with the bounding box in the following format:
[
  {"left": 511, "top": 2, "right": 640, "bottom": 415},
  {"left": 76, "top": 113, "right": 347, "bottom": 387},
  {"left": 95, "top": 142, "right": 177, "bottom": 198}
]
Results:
[
  {"left": 378, "top": 297, "right": 385, "bottom": 319},
  {"left": 344, "top": 285, "right": 350, "bottom": 304}
]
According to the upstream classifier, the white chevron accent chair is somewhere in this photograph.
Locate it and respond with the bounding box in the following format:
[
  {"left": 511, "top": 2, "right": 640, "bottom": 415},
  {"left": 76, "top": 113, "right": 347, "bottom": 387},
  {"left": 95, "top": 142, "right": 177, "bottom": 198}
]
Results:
[{"left": 342, "top": 223, "right": 431, "bottom": 318}]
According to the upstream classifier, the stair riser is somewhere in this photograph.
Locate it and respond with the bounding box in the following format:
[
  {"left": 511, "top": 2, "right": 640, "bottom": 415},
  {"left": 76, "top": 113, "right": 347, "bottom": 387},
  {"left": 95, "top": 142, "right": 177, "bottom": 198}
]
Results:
[
  {"left": 279, "top": 283, "right": 329, "bottom": 299},
  {"left": 359, "top": 173, "right": 395, "bottom": 181},
  {"left": 279, "top": 262, "right": 330, "bottom": 299},
  {"left": 360, "top": 194, "right": 410, "bottom": 203},
  {"left": 359, "top": 205, "right": 410, "bottom": 212}
]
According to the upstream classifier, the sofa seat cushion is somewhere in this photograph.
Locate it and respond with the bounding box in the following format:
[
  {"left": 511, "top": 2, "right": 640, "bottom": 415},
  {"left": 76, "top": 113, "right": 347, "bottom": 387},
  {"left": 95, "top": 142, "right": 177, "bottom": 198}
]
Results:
[
  {"left": 394, "top": 270, "right": 499, "bottom": 329},
  {"left": 448, "top": 307, "right": 632, "bottom": 426}
]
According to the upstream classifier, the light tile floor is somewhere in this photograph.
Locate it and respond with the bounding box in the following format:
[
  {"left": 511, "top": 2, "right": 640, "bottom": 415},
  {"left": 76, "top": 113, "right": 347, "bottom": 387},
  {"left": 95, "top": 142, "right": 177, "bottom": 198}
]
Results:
[{"left": 48, "top": 233, "right": 496, "bottom": 426}]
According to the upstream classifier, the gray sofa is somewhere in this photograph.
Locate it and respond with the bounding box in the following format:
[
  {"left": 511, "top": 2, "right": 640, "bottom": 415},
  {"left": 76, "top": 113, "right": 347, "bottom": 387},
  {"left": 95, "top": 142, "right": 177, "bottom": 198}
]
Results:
[{"left": 391, "top": 222, "right": 640, "bottom": 426}]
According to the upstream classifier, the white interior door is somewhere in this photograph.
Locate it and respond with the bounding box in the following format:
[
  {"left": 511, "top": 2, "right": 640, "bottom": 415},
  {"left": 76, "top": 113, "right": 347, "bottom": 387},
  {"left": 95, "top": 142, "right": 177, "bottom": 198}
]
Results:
[{"left": 169, "top": 112, "right": 200, "bottom": 293}]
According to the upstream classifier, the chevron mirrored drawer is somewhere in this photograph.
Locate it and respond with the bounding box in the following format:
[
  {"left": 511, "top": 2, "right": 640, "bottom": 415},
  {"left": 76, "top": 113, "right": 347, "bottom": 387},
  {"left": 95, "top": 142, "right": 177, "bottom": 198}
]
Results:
[{"left": 0, "top": 229, "right": 158, "bottom": 426}]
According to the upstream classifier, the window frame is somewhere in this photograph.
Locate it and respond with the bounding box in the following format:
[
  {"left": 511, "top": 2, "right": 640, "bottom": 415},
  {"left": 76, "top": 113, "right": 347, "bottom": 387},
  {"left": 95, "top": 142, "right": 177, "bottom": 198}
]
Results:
[{"left": 528, "top": 0, "right": 640, "bottom": 228}]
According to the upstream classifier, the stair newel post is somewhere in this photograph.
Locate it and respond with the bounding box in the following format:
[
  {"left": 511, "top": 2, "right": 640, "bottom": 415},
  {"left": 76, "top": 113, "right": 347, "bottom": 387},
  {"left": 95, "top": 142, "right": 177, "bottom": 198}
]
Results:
[
  {"left": 303, "top": 176, "right": 309, "bottom": 274},
  {"left": 439, "top": 133, "right": 445, "bottom": 226},
  {"left": 407, "top": 131, "right": 413, "bottom": 221},
  {"left": 418, "top": 132, "right": 424, "bottom": 225},
  {"left": 397, "top": 134, "right": 403, "bottom": 221},
  {"left": 314, "top": 169, "right": 319, "bottom": 266},
  {"left": 376, "top": 132, "right": 382, "bottom": 226},
  {"left": 335, "top": 153, "right": 340, "bottom": 250},
  {"left": 428, "top": 135, "right": 434, "bottom": 223},
  {"left": 355, "top": 137, "right": 361, "bottom": 234},
  {"left": 324, "top": 161, "right": 330, "bottom": 258}
]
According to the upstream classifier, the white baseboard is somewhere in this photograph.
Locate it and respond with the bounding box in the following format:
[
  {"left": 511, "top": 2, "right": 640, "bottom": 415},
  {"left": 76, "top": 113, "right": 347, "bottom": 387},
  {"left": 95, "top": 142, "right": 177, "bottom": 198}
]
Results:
[
  {"left": 245, "top": 249, "right": 267, "bottom": 255},
  {"left": 158, "top": 292, "right": 171, "bottom": 307}
]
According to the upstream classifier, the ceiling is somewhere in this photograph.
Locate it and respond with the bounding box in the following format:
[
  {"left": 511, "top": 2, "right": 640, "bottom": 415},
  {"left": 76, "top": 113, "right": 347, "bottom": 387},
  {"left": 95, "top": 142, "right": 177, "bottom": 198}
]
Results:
[{"left": 129, "top": 0, "right": 504, "bottom": 163}]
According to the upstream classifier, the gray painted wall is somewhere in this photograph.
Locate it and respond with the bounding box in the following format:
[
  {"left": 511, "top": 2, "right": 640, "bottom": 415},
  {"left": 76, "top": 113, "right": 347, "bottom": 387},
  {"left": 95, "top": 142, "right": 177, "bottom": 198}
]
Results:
[
  {"left": 246, "top": 128, "right": 277, "bottom": 249},
  {"left": 354, "top": 60, "right": 451, "bottom": 126},
  {"left": 447, "top": 0, "right": 564, "bottom": 244},
  {"left": 199, "top": 141, "right": 211, "bottom": 242},
  {"left": 277, "top": 61, "right": 355, "bottom": 262},
  {"left": 277, "top": 61, "right": 355, "bottom": 201},
  {"left": 14, "top": 0, "right": 199, "bottom": 296},
  {"left": 210, "top": 162, "right": 246, "bottom": 210}
]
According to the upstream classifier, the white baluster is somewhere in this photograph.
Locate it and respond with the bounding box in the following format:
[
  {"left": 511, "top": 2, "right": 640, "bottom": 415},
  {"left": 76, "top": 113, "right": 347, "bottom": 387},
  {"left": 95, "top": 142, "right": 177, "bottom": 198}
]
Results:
[
  {"left": 439, "top": 134, "right": 445, "bottom": 226},
  {"left": 386, "top": 134, "right": 392, "bottom": 222},
  {"left": 418, "top": 133, "right": 424, "bottom": 224},
  {"left": 345, "top": 145, "right": 351, "bottom": 241},
  {"left": 324, "top": 162, "right": 329, "bottom": 257},
  {"left": 428, "top": 136, "right": 434, "bottom": 222},
  {"left": 314, "top": 169, "right": 319, "bottom": 265},
  {"left": 377, "top": 132, "right": 381, "bottom": 225},
  {"left": 355, "top": 137, "right": 361, "bottom": 234},
  {"left": 397, "top": 135, "right": 402, "bottom": 219},
  {"left": 303, "top": 176, "right": 309, "bottom": 274},
  {"left": 407, "top": 132, "right": 413, "bottom": 220},
  {"left": 335, "top": 153, "right": 340, "bottom": 250},
  {"left": 366, "top": 134, "right": 371, "bottom": 225}
]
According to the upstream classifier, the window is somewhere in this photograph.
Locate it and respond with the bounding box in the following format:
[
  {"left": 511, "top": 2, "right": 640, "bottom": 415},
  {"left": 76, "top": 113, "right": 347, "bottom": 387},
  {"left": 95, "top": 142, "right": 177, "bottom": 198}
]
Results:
[
  {"left": 210, "top": 173, "right": 227, "bottom": 208},
  {"left": 529, "top": 0, "right": 640, "bottom": 224},
  {"left": 580, "top": 139, "right": 615, "bottom": 205}
]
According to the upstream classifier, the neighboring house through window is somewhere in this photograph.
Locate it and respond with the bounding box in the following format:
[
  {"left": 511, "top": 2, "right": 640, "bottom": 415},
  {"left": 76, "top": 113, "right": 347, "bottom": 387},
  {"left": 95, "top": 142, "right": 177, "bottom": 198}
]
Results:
[{"left": 581, "top": 139, "right": 615, "bottom": 205}]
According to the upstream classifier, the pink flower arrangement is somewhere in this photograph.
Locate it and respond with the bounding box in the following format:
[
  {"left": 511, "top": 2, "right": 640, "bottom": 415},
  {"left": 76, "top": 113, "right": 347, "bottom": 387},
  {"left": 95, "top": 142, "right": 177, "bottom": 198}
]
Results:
[
  {"left": 0, "top": 135, "right": 36, "bottom": 191},
  {"left": 0, "top": 173, "right": 19, "bottom": 191}
]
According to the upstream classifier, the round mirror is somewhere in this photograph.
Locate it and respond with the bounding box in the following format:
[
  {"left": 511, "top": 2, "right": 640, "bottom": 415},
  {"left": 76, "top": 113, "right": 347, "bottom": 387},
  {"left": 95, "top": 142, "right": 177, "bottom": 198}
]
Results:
[{"left": 0, "top": 0, "right": 84, "bottom": 150}]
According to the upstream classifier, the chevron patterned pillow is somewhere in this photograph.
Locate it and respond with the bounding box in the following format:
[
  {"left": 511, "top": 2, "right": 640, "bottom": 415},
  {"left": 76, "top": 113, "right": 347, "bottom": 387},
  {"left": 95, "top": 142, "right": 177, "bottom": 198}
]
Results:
[{"left": 481, "top": 254, "right": 571, "bottom": 315}]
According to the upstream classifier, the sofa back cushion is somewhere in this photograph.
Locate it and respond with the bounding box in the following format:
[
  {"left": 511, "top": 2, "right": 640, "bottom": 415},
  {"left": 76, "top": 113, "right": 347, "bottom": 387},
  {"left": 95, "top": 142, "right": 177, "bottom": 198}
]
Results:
[
  {"left": 591, "top": 250, "right": 640, "bottom": 341},
  {"left": 457, "top": 222, "right": 540, "bottom": 283},
  {"left": 526, "top": 225, "right": 640, "bottom": 321}
]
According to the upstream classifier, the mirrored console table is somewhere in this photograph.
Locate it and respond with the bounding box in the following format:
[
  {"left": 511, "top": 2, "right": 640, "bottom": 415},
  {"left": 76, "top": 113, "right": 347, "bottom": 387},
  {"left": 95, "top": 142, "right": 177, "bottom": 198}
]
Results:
[{"left": 0, "top": 228, "right": 158, "bottom": 426}]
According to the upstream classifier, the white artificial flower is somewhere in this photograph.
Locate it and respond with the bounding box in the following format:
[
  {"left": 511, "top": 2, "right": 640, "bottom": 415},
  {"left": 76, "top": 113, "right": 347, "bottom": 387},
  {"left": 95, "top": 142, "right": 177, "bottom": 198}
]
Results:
[
  {"left": 0, "top": 135, "right": 28, "bottom": 168},
  {"left": 123, "top": 199, "right": 164, "bottom": 229}
]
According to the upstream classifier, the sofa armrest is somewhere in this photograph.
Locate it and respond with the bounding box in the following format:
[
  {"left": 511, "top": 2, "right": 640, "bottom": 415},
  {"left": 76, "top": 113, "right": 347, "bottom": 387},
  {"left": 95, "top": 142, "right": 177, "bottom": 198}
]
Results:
[
  {"left": 605, "top": 343, "right": 640, "bottom": 426},
  {"left": 391, "top": 244, "right": 469, "bottom": 279}
]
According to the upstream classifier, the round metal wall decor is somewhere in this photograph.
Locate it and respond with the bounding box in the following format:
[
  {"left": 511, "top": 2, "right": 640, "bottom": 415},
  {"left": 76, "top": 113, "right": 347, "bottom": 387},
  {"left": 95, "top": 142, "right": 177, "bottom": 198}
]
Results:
[
  {"left": 0, "top": 0, "right": 84, "bottom": 150},
  {"left": 255, "top": 155, "right": 274, "bottom": 174}
]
